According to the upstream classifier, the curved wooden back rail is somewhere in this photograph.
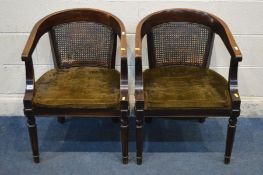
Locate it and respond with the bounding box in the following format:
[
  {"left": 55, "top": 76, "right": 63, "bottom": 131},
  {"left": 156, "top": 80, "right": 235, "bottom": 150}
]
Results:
[
  {"left": 136, "top": 8, "right": 241, "bottom": 60},
  {"left": 22, "top": 8, "right": 127, "bottom": 61}
]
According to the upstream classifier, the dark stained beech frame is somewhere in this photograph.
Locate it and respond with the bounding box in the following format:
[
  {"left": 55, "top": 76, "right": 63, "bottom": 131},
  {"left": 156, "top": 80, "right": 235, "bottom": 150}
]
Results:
[
  {"left": 22, "top": 8, "right": 129, "bottom": 164},
  {"left": 135, "top": 8, "right": 242, "bottom": 165}
]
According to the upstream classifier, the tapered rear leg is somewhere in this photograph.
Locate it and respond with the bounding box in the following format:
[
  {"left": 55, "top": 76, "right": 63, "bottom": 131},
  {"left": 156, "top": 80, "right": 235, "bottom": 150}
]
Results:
[
  {"left": 112, "top": 117, "right": 119, "bottom": 123},
  {"left": 199, "top": 118, "right": 206, "bottom": 123},
  {"left": 57, "top": 116, "right": 65, "bottom": 124},
  {"left": 145, "top": 117, "right": 152, "bottom": 123}
]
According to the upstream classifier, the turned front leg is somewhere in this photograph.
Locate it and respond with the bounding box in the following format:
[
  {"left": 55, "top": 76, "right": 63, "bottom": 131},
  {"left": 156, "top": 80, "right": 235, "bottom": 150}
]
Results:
[
  {"left": 136, "top": 109, "right": 144, "bottom": 165},
  {"left": 27, "top": 115, "right": 40, "bottom": 163},
  {"left": 224, "top": 115, "right": 237, "bottom": 164},
  {"left": 121, "top": 109, "right": 129, "bottom": 164}
]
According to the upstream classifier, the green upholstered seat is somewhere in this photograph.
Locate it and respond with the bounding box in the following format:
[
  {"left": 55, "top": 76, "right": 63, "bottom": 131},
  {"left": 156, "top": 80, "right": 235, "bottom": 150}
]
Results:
[
  {"left": 33, "top": 67, "right": 120, "bottom": 109},
  {"left": 143, "top": 66, "right": 231, "bottom": 110}
]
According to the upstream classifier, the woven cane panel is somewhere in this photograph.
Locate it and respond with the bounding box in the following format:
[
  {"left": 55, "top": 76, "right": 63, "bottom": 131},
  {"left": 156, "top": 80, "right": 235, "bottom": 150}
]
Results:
[
  {"left": 150, "top": 22, "right": 212, "bottom": 67},
  {"left": 51, "top": 22, "right": 115, "bottom": 68}
]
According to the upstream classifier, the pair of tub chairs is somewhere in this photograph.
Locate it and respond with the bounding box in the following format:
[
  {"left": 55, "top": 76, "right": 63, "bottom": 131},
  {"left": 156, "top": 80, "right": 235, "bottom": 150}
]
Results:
[{"left": 22, "top": 8, "right": 242, "bottom": 165}]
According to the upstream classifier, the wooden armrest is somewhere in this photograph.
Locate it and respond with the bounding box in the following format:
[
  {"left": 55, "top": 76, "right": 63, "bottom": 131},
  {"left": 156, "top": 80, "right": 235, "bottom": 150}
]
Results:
[
  {"left": 135, "top": 55, "right": 144, "bottom": 102},
  {"left": 134, "top": 53, "right": 144, "bottom": 108},
  {"left": 22, "top": 18, "right": 47, "bottom": 61},
  {"left": 134, "top": 19, "right": 145, "bottom": 109},
  {"left": 22, "top": 15, "right": 47, "bottom": 107},
  {"left": 228, "top": 56, "right": 241, "bottom": 111},
  {"left": 214, "top": 18, "right": 242, "bottom": 110},
  {"left": 119, "top": 30, "right": 129, "bottom": 108},
  {"left": 211, "top": 14, "right": 242, "bottom": 61},
  {"left": 23, "top": 58, "right": 35, "bottom": 111}
]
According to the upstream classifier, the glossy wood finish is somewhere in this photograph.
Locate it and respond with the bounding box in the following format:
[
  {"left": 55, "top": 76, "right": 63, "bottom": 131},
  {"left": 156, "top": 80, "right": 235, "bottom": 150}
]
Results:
[
  {"left": 27, "top": 115, "right": 39, "bottom": 163},
  {"left": 135, "top": 8, "right": 242, "bottom": 165},
  {"left": 22, "top": 8, "right": 128, "bottom": 164},
  {"left": 224, "top": 115, "right": 237, "bottom": 164},
  {"left": 135, "top": 108, "right": 144, "bottom": 165},
  {"left": 121, "top": 109, "right": 129, "bottom": 164}
]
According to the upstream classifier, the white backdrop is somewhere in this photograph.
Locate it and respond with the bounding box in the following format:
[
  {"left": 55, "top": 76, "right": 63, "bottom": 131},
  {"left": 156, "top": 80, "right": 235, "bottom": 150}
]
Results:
[{"left": 0, "top": 0, "right": 263, "bottom": 116}]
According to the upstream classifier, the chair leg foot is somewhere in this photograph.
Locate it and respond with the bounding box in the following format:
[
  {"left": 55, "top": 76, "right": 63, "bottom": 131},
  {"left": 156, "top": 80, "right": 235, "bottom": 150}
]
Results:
[
  {"left": 199, "top": 118, "right": 206, "bottom": 123},
  {"left": 57, "top": 116, "right": 65, "bottom": 124},
  {"left": 122, "top": 157, "right": 128, "bottom": 164},
  {"left": 136, "top": 109, "right": 144, "bottom": 165},
  {"left": 27, "top": 115, "right": 40, "bottom": 163},
  {"left": 136, "top": 157, "right": 142, "bottom": 165},
  {"left": 121, "top": 109, "right": 129, "bottom": 164},
  {"left": 33, "top": 156, "right": 40, "bottom": 163},
  {"left": 112, "top": 117, "right": 119, "bottom": 123},
  {"left": 224, "top": 116, "right": 237, "bottom": 164},
  {"left": 224, "top": 156, "right": 230, "bottom": 164},
  {"left": 145, "top": 117, "right": 152, "bottom": 123}
]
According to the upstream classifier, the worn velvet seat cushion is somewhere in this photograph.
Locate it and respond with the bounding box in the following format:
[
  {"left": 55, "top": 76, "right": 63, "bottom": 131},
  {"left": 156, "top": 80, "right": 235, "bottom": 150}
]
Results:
[
  {"left": 143, "top": 66, "right": 231, "bottom": 110},
  {"left": 33, "top": 67, "right": 120, "bottom": 109}
]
